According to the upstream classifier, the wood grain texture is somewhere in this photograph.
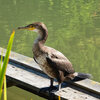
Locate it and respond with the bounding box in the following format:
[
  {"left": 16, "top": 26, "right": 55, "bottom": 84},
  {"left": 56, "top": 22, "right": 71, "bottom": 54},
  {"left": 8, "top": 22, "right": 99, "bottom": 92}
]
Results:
[{"left": 0, "top": 47, "right": 100, "bottom": 100}]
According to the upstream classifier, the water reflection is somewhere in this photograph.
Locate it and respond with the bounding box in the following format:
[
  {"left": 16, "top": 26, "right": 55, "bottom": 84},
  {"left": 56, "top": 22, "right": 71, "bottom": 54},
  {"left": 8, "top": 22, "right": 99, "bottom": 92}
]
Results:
[{"left": 0, "top": 0, "right": 100, "bottom": 100}]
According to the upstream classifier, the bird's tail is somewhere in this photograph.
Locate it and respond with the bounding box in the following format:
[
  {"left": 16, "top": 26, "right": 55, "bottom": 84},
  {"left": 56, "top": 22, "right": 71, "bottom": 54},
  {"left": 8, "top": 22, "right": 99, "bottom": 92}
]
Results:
[{"left": 73, "top": 72, "right": 92, "bottom": 81}]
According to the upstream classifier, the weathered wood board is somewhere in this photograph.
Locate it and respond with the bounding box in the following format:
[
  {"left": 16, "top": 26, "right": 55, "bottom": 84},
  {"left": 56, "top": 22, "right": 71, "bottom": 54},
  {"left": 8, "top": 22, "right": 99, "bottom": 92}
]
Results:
[{"left": 0, "top": 47, "right": 100, "bottom": 100}]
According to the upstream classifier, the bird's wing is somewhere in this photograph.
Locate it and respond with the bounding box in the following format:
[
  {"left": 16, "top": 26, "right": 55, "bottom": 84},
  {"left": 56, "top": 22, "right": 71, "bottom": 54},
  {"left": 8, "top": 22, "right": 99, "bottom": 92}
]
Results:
[{"left": 45, "top": 46, "right": 75, "bottom": 74}]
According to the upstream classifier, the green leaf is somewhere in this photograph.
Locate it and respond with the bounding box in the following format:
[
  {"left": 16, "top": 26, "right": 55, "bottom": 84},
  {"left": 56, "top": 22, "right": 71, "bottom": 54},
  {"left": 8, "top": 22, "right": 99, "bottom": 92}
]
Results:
[
  {"left": 4, "top": 76, "right": 7, "bottom": 100},
  {"left": 0, "top": 30, "right": 15, "bottom": 99},
  {"left": 0, "top": 49, "right": 3, "bottom": 76}
]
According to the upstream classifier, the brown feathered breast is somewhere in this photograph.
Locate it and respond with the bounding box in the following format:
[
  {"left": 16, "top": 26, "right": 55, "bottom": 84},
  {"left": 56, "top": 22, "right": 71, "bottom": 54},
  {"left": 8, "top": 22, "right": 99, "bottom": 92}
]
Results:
[{"left": 33, "top": 45, "right": 75, "bottom": 83}]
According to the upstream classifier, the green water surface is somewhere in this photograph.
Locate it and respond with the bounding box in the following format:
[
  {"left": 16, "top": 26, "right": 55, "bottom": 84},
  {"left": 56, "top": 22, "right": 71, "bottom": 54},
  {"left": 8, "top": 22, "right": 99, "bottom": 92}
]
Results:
[{"left": 0, "top": 0, "right": 100, "bottom": 100}]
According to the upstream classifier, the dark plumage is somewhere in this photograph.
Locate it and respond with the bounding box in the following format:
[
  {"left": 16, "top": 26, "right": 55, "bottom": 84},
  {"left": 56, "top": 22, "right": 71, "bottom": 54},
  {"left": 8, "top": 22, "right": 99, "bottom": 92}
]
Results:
[{"left": 18, "top": 22, "right": 91, "bottom": 91}]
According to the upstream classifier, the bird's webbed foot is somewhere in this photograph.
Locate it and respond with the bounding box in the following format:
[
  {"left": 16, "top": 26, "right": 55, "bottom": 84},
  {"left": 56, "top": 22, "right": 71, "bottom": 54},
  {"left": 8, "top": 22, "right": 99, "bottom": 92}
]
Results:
[
  {"left": 39, "top": 85, "right": 57, "bottom": 93},
  {"left": 49, "top": 85, "right": 58, "bottom": 92},
  {"left": 39, "top": 78, "right": 57, "bottom": 93}
]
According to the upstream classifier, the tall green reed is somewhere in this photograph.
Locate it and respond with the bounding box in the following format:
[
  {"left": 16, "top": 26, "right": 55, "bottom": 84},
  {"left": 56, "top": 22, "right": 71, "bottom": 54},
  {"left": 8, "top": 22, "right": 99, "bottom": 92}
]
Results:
[{"left": 0, "top": 30, "right": 15, "bottom": 100}]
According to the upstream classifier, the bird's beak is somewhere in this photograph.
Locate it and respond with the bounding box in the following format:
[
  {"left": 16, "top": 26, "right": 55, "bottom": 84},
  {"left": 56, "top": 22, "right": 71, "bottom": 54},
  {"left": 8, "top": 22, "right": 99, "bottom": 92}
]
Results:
[
  {"left": 17, "top": 26, "right": 36, "bottom": 31},
  {"left": 17, "top": 26, "right": 28, "bottom": 30}
]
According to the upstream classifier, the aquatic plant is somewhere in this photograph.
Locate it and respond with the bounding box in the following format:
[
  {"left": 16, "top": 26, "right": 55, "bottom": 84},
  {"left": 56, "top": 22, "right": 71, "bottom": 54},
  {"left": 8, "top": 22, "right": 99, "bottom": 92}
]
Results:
[{"left": 0, "top": 30, "right": 15, "bottom": 100}]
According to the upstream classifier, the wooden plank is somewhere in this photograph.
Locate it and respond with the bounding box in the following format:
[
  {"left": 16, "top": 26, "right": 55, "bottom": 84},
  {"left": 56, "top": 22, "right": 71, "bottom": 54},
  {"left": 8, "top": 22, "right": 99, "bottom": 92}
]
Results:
[
  {"left": 6, "top": 62, "right": 100, "bottom": 100},
  {"left": 0, "top": 47, "right": 100, "bottom": 100},
  {"left": 69, "top": 79, "right": 100, "bottom": 95},
  {"left": 7, "top": 80, "right": 17, "bottom": 88}
]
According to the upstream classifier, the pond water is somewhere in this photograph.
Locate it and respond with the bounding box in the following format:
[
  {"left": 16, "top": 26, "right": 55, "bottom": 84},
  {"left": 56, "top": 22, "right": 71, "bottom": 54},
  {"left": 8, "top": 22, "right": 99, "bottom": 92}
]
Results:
[{"left": 0, "top": 0, "right": 100, "bottom": 100}]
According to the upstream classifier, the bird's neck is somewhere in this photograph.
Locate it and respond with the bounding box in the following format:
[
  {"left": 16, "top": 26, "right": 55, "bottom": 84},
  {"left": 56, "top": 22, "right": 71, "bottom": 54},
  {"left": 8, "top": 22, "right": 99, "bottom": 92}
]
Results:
[
  {"left": 33, "top": 29, "right": 48, "bottom": 56},
  {"left": 35, "top": 29, "right": 48, "bottom": 45},
  {"left": 39, "top": 29, "right": 48, "bottom": 43}
]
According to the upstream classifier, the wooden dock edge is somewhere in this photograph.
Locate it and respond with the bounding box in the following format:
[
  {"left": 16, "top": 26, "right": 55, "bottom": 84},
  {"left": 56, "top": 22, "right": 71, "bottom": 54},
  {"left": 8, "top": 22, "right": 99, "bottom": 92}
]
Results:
[{"left": 0, "top": 47, "right": 100, "bottom": 100}]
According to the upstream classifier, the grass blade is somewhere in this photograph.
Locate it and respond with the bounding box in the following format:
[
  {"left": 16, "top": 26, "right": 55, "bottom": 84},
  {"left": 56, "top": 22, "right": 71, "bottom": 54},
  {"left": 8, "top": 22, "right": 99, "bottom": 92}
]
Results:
[
  {"left": 0, "top": 30, "right": 15, "bottom": 99},
  {"left": 4, "top": 76, "right": 7, "bottom": 100},
  {"left": 0, "top": 49, "right": 3, "bottom": 76}
]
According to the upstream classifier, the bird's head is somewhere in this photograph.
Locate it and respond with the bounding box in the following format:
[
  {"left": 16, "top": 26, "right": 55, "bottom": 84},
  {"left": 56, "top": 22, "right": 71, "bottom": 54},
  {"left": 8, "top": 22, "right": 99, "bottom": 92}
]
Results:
[{"left": 18, "top": 22, "right": 48, "bottom": 33}]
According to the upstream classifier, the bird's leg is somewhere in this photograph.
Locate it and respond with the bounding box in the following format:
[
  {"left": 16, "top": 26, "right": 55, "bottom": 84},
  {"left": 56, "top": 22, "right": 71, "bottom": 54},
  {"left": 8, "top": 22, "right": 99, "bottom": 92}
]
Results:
[
  {"left": 48, "top": 78, "right": 57, "bottom": 100},
  {"left": 39, "top": 78, "right": 57, "bottom": 93},
  {"left": 57, "top": 83, "right": 62, "bottom": 100},
  {"left": 50, "top": 78, "right": 54, "bottom": 88},
  {"left": 49, "top": 78, "right": 57, "bottom": 92},
  {"left": 58, "top": 83, "right": 61, "bottom": 91}
]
